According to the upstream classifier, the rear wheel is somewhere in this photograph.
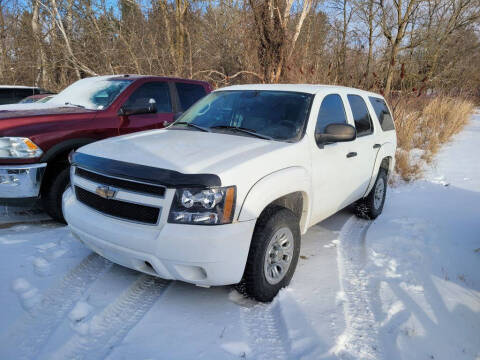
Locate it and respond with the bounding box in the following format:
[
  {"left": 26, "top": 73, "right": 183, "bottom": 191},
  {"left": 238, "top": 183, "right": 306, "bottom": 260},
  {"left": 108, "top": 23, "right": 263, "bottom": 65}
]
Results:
[
  {"left": 42, "top": 166, "right": 70, "bottom": 223},
  {"left": 355, "top": 168, "right": 387, "bottom": 220},
  {"left": 243, "top": 207, "right": 301, "bottom": 302}
]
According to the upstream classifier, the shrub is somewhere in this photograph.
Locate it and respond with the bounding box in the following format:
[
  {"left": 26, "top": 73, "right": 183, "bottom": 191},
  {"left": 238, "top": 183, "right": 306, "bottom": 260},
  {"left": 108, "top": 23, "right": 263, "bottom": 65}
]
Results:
[{"left": 390, "top": 96, "right": 474, "bottom": 181}]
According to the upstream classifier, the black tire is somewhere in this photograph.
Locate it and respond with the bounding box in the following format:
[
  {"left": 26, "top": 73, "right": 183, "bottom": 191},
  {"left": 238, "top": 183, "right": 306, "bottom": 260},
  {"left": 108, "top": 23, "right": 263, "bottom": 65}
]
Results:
[
  {"left": 355, "top": 168, "right": 388, "bottom": 220},
  {"left": 42, "top": 166, "right": 70, "bottom": 223},
  {"left": 243, "top": 207, "right": 301, "bottom": 302}
]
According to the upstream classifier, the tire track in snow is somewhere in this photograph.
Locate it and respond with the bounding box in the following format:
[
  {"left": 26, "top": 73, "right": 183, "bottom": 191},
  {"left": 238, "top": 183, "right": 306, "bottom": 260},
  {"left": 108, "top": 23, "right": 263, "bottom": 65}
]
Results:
[
  {"left": 0, "top": 253, "right": 111, "bottom": 360},
  {"left": 242, "top": 301, "right": 289, "bottom": 360},
  {"left": 49, "top": 275, "right": 170, "bottom": 360},
  {"left": 334, "top": 216, "right": 381, "bottom": 360}
]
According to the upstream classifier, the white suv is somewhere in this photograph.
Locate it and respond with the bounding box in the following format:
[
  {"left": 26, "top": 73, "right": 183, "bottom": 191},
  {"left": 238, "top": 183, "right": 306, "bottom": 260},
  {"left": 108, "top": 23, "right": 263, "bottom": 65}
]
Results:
[{"left": 63, "top": 84, "right": 396, "bottom": 301}]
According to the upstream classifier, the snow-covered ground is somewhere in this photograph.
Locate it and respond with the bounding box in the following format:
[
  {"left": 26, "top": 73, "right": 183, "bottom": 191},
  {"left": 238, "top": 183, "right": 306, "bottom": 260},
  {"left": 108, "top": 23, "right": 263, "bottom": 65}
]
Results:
[{"left": 0, "top": 113, "right": 479, "bottom": 360}]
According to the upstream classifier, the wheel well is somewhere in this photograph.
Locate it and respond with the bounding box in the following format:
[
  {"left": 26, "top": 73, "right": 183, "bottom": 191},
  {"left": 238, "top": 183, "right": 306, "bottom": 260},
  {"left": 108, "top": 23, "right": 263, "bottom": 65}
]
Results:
[
  {"left": 39, "top": 139, "right": 94, "bottom": 196},
  {"left": 380, "top": 156, "right": 392, "bottom": 175},
  {"left": 259, "top": 192, "right": 307, "bottom": 230},
  {"left": 40, "top": 150, "right": 71, "bottom": 196}
]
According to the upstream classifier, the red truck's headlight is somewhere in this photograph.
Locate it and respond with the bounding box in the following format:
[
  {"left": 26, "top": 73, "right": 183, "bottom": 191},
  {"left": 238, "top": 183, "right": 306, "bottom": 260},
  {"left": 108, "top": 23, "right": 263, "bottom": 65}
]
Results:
[
  {"left": 0, "top": 137, "right": 43, "bottom": 158},
  {"left": 168, "top": 186, "right": 236, "bottom": 225}
]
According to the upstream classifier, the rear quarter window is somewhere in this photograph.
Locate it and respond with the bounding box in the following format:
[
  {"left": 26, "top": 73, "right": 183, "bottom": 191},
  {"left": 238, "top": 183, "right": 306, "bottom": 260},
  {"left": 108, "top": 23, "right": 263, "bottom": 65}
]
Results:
[
  {"left": 14, "top": 88, "right": 36, "bottom": 102},
  {"left": 369, "top": 97, "right": 395, "bottom": 131},
  {"left": 0, "top": 89, "right": 14, "bottom": 104},
  {"left": 176, "top": 83, "right": 207, "bottom": 110}
]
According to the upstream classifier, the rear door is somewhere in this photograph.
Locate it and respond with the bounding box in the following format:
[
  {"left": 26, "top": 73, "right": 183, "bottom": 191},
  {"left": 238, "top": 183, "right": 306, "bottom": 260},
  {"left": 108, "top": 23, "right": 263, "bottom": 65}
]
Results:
[
  {"left": 118, "top": 81, "right": 174, "bottom": 135},
  {"left": 346, "top": 94, "right": 378, "bottom": 200}
]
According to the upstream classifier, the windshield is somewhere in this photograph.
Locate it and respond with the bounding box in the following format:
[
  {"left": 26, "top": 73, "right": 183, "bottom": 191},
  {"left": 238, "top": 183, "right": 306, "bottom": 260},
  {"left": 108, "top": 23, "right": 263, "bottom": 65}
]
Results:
[
  {"left": 37, "top": 95, "right": 54, "bottom": 103},
  {"left": 18, "top": 97, "right": 35, "bottom": 104},
  {"left": 172, "top": 90, "right": 313, "bottom": 141},
  {"left": 49, "top": 77, "right": 133, "bottom": 110}
]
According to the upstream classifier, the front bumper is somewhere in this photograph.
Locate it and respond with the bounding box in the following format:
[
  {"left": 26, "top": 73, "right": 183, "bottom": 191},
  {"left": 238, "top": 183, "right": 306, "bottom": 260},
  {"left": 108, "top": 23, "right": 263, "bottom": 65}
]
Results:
[
  {"left": 63, "top": 188, "right": 257, "bottom": 286},
  {"left": 0, "top": 163, "right": 47, "bottom": 198}
]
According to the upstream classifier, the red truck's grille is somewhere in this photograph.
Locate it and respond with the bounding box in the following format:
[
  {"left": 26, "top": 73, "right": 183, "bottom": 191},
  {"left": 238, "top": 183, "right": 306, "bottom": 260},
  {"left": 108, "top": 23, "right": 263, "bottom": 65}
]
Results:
[
  {"left": 75, "top": 186, "right": 160, "bottom": 225},
  {"left": 75, "top": 167, "right": 166, "bottom": 197}
]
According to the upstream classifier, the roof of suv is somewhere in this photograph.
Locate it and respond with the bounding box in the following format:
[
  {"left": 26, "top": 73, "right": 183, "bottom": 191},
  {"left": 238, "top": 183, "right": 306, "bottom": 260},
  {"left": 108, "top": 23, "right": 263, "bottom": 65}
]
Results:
[
  {"left": 0, "top": 85, "right": 43, "bottom": 89},
  {"left": 106, "top": 74, "right": 210, "bottom": 85},
  {"left": 217, "top": 84, "right": 383, "bottom": 98}
]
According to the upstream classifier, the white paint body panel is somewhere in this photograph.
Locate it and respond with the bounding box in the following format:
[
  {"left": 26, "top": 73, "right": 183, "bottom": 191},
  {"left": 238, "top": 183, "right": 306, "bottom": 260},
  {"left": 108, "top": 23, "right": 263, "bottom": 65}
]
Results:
[{"left": 64, "top": 84, "right": 396, "bottom": 286}]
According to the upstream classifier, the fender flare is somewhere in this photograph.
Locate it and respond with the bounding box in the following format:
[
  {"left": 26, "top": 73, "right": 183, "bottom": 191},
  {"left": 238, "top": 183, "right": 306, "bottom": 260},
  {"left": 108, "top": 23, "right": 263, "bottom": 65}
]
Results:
[
  {"left": 40, "top": 138, "right": 97, "bottom": 163},
  {"left": 364, "top": 141, "right": 395, "bottom": 196},
  {"left": 238, "top": 166, "right": 312, "bottom": 234}
]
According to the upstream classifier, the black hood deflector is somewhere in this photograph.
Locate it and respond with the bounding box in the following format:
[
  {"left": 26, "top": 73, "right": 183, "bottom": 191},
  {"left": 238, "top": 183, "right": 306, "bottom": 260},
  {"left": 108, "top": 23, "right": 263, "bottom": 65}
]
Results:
[{"left": 71, "top": 152, "right": 221, "bottom": 188}]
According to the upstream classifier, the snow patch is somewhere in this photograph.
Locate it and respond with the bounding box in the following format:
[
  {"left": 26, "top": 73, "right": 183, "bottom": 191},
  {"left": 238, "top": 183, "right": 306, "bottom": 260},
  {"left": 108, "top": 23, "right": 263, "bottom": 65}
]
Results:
[
  {"left": 69, "top": 301, "right": 94, "bottom": 323},
  {"left": 33, "top": 256, "right": 51, "bottom": 276},
  {"left": 221, "top": 342, "right": 251, "bottom": 357},
  {"left": 228, "top": 289, "right": 257, "bottom": 308},
  {"left": 11, "top": 277, "right": 41, "bottom": 310}
]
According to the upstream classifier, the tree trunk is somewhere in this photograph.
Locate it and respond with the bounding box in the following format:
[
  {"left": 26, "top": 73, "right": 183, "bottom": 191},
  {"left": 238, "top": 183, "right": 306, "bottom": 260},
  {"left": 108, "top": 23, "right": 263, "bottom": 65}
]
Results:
[
  {"left": 365, "top": 0, "right": 374, "bottom": 79},
  {"left": 384, "top": 42, "right": 400, "bottom": 94},
  {"left": 32, "top": 0, "right": 48, "bottom": 87}
]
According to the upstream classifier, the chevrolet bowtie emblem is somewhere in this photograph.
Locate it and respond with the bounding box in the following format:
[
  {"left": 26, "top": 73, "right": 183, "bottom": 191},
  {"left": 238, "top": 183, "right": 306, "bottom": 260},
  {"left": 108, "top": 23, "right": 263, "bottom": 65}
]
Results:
[{"left": 95, "top": 185, "right": 117, "bottom": 199}]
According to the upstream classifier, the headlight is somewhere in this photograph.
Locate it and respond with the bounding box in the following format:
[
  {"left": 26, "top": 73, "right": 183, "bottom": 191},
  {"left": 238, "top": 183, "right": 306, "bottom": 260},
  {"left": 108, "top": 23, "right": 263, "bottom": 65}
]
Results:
[
  {"left": 168, "top": 186, "right": 236, "bottom": 225},
  {"left": 0, "top": 137, "right": 43, "bottom": 158}
]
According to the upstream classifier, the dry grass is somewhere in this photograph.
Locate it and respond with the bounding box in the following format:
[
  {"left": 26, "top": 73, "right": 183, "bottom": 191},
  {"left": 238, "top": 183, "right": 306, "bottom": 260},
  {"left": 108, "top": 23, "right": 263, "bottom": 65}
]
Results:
[{"left": 391, "top": 96, "right": 474, "bottom": 181}]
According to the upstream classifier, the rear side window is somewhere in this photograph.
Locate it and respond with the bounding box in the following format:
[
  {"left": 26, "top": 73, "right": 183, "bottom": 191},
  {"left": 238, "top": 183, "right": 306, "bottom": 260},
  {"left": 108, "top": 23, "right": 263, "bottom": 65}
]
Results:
[
  {"left": 0, "top": 89, "right": 14, "bottom": 104},
  {"left": 315, "top": 94, "right": 347, "bottom": 133},
  {"left": 176, "top": 83, "right": 207, "bottom": 110},
  {"left": 124, "top": 82, "right": 172, "bottom": 113},
  {"left": 347, "top": 94, "right": 373, "bottom": 136},
  {"left": 14, "top": 89, "right": 35, "bottom": 102},
  {"left": 369, "top": 97, "right": 395, "bottom": 131}
]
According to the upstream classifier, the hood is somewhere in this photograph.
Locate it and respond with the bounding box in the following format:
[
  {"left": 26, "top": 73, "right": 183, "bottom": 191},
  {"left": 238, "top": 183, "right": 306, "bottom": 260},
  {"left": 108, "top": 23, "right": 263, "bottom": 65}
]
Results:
[
  {"left": 78, "top": 128, "right": 307, "bottom": 185},
  {"left": 0, "top": 103, "right": 95, "bottom": 120}
]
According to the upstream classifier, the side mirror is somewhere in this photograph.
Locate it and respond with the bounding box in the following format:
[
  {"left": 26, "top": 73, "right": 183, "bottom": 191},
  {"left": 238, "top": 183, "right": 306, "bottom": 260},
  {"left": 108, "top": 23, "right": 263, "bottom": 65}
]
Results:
[
  {"left": 118, "top": 101, "right": 157, "bottom": 116},
  {"left": 315, "top": 123, "right": 356, "bottom": 145}
]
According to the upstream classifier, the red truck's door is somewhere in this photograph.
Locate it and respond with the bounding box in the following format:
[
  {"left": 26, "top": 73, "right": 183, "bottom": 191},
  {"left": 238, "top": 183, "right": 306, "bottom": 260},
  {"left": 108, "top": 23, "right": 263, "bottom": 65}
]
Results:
[{"left": 118, "top": 81, "right": 174, "bottom": 135}]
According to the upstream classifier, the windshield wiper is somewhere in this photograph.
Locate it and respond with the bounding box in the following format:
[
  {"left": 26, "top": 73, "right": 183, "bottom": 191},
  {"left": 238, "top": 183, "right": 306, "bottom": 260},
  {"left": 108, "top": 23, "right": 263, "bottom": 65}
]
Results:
[
  {"left": 210, "top": 125, "right": 273, "bottom": 140},
  {"left": 64, "top": 102, "right": 85, "bottom": 109},
  {"left": 173, "top": 121, "right": 211, "bottom": 132}
]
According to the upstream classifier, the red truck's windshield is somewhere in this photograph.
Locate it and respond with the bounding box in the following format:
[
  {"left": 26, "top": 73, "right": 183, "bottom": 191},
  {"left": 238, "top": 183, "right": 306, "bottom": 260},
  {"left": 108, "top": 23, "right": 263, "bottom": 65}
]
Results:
[{"left": 49, "top": 77, "right": 133, "bottom": 110}]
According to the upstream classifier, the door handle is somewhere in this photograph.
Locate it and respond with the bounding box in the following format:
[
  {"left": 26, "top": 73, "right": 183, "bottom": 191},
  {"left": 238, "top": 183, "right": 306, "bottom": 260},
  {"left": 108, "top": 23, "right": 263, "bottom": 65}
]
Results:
[
  {"left": 346, "top": 152, "right": 357, "bottom": 158},
  {"left": 373, "top": 144, "right": 381, "bottom": 149}
]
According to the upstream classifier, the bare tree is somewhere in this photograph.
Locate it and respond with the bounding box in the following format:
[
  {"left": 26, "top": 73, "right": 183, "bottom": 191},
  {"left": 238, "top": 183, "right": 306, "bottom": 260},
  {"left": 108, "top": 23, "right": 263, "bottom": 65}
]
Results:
[
  {"left": 379, "top": 0, "right": 422, "bottom": 94},
  {"left": 248, "top": 0, "right": 313, "bottom": 83}
]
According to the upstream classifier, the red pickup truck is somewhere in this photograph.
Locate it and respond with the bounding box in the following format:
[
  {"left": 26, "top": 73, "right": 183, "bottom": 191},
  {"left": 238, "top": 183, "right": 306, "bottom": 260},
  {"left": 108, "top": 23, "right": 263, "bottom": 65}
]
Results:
[{"left": 0, "top": 75, "right": 212, "bottom": 221}]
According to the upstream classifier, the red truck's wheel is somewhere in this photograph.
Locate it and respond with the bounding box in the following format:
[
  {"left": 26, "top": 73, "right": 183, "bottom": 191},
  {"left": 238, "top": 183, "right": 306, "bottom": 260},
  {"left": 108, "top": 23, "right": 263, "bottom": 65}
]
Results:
[{"left": 42, "top": 167, "right": 70, "bottom": 223}]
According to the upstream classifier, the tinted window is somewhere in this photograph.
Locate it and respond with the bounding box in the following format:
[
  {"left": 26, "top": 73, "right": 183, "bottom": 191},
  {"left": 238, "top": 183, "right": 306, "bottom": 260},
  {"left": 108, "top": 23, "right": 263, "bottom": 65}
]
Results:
[
  {"left": 369, "top": 96, "right": 395, "bottom": 131},
  {"left": 347, "top": 94, "right": 373, "bottom": 136},
  {"left": 124, "top": 82, "right": 172, "bottom": 113},
  {"left": 0, "top": 89, "right": 14, "bottom": 105},
  {"left": 14, "top": 89, "right": 35, "bottom": 102},
  {"left": 315, "top": 94, "right": 347, "bottom": 133},
  {"left": 177, "top": 83, "right": 207, "bottom": 110}
]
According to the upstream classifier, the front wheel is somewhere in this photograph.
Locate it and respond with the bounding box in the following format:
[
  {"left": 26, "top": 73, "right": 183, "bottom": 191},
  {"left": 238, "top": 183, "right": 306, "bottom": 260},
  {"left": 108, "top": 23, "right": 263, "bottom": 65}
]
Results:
[
  {"left": 42, "top": 167, "right": 70, "bottom": 223},
  {"left": 243, "top": 207, "right": 301, "bottom": 302},
  {"left": 355, "top": 168, "right": 388, "bottom": 220}
]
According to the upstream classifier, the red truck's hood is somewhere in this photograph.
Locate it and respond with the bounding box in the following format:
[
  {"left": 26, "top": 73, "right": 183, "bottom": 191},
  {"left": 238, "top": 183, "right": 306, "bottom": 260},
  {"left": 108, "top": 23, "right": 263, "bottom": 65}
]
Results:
[{"left": 0, "top": 106, "right": 95, "bottom": 120}]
